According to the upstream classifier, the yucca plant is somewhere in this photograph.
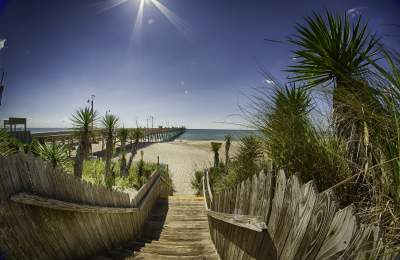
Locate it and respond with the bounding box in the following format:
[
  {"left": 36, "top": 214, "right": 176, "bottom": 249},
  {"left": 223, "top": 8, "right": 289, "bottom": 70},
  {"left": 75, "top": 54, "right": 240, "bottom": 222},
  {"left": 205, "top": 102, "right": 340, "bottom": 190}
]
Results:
[
  {"left": 71, "top": 107, "right": 98, "bottom": 178},
  {"left": 229, "top": 135, "right": 264, "bottom": 185},
  {"left": 127, "top": 128, "right": 144, "bottom": 171},
  {"left": 102, "top": 114, "right": 119, "bottom": 188},
  {"left": 0, "top": 129, "right": 14, "bottom": 157},
  {"left": 210, "top": 142, "right": 222, "bottom": 168},
  {"left": 262, "top": 86, "right": 315, "bottom": 175},
  {"left": 288, "top": 11, "right": 379, "bottom": 88},
  {"left": 224, "top": 134, "right": 232, "bottom": 168},
  {"left": 33, "top": 142, "right": 70, "bottom": 169},
  {"left": 118, "top": 127, "right": 129, "bottom": 177},
  {"left": 288, "top": 11, "right": 380, "bottom": 159}
]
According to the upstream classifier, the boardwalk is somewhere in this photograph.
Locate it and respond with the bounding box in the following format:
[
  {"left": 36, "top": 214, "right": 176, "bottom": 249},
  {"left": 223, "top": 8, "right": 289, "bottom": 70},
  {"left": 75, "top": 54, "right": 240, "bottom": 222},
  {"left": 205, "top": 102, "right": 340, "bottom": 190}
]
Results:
[
  {"left": 92, "top": 196, "right": 219, "bottom": 259},
  {"left": 0, "top": 154, "right": 396, "bottom": 259}
]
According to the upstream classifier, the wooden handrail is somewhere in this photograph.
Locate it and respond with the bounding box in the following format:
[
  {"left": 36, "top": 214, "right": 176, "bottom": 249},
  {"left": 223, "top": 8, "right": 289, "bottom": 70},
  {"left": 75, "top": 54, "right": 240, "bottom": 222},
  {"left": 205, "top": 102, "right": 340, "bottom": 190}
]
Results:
[
  {"left": 205, "top": 170, "right": 213, "bottom": 203},
  {"left": 11, "top": 169, "right": 170, "bottom": 214},
  {"left": 207, "top": 210, "right": 267, "bottom": 232},
  {"left": 202, "top": 170, "right": 267, "bottom": 232},
  {"left": 11, "top": 193, "right": 139, "bottom": 214}
]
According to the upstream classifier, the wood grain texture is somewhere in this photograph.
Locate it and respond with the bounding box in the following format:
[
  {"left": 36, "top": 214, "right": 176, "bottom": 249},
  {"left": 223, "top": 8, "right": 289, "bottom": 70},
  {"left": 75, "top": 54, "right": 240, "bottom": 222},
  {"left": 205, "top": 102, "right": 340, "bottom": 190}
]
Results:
[
  {"left": 268, "top": 170, "right": 287, "bottom": 238},
  {"left": 203, "top": 169, "right": 384, "bottom": 260},
  {"left": 207, "top": 210, "right": 267, "bottom": 232},
  {"left": 10, "top": 193, "right": 139, "bottom": 213},
  {"left": 294, "top": 190, "right": 338, "bottom": 260},
  {"left": 316, "top": 204, "right": 357, "bottom": 259},
  {"left": 280, "top": 180, "right": 317, "bottom": 260},
  {"left": 273, "top": 174, "right": 301, "bottom": 256},
  {"left": 0, "top": 153, "right": 171, "bottom": 260}
]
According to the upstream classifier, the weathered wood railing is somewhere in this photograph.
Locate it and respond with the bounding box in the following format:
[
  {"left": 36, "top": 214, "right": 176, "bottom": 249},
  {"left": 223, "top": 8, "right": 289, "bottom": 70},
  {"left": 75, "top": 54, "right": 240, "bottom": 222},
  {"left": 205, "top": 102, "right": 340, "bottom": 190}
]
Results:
[
  {"left": 0, "top": 153, "right": 173, "bottom": 260},
  {"left": 203, "top": 170, "right": 383, "bottom": 260},
  {"left": 203, "top": 171, "right": 277, "bottom": 259}
]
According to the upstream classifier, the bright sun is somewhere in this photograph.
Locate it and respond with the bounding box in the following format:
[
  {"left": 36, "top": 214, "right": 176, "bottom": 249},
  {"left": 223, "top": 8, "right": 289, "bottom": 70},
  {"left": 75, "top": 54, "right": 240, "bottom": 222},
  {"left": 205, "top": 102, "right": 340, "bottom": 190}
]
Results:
[{"left": 97, "top": 0, "right": 192, "bottom": 43}]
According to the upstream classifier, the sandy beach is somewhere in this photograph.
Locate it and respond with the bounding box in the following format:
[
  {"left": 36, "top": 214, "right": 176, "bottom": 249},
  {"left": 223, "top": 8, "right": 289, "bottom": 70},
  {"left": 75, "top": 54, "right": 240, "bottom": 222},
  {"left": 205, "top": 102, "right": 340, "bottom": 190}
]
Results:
[{"left": 128, "top": 140, "right": 238, "bottom": 194}]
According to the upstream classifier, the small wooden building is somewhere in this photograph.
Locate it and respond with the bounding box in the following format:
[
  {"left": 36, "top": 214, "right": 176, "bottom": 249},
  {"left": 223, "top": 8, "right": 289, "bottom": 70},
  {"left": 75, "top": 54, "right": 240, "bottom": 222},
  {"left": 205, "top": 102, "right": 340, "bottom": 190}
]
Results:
[{"left": 4, "top": 117, "right": 31, "bottom": 144}]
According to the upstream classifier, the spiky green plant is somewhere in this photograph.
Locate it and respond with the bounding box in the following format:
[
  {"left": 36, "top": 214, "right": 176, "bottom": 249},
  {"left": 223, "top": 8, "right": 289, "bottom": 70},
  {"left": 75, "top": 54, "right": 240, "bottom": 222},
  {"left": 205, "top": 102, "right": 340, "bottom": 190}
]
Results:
[
  {"left": 33, "top": 142, "right": 70, "bottom": 169},
  {"left": 102, "top": 114, "right": 119, "bottom": 188},
  {"left": 71, "top": 107, "right": 98, "bottom": 178},
  {"left": 288, "top": 11, "right": 379, "bottom": 87},
  {"left": 0, "top": 129, "right": 14, "bottom": 157},
  {"left": 210, "top": 142, "right": 222, "bottom": 168},
  {"left": 224, "top": 134, "right": 232, "bottom": 168},
  {"left": 288, "top": 11, "right": 380, "bottom": 152},
  {"left": 262, "top": 86, "right": 315, "bottom": 175},
  {"left": 118, "top": 127, "right": 129, "bottom": 177},
  {"left": 228, "top": 135, "right": 264, "bottom": 186}
]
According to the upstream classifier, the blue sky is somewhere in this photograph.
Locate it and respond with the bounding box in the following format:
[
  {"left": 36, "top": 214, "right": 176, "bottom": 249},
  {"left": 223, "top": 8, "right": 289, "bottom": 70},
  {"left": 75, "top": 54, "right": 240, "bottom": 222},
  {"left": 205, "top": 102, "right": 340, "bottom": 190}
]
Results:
[{"left": 0, "top": 0, "right": 399, "bottom": 129}]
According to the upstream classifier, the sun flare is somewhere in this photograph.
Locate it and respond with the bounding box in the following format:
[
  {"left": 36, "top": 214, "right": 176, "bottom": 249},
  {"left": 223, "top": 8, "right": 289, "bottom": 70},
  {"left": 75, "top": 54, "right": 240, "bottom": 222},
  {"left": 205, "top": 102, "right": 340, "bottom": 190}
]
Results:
[{"left": 94, "top": 0, "right": 192, "bottom": 44}]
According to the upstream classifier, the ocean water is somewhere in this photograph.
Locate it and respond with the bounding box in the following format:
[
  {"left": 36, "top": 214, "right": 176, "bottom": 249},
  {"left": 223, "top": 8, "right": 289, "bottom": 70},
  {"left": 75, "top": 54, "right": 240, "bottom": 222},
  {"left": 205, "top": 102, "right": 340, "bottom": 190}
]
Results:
[
  {"left": 28, "top": 128, "right": 256, "bottom": 141},
  {"left": 29, "top": 128, "right": 70, "bottom": 134},
  {"left": 177, "top": 129, "right": 256, "bottom": 141}
]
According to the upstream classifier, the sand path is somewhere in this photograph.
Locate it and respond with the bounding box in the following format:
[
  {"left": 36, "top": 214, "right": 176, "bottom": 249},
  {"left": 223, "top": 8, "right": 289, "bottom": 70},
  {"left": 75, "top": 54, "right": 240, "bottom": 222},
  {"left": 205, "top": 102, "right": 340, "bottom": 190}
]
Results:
[{"left": 127, "top": 140, "right": 237, "bottom": 195}]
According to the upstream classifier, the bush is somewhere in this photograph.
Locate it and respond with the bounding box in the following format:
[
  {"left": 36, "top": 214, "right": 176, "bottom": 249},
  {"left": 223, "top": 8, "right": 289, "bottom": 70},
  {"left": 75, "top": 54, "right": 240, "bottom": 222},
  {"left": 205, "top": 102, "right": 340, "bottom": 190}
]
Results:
[{"left": 191, "top": 170, "right": 204, "bottom": 196}]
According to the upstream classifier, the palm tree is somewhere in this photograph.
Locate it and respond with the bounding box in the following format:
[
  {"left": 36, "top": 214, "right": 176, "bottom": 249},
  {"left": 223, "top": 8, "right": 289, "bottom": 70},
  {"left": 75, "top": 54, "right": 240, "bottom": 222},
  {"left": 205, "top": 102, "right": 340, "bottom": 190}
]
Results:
[
  {"left": 210, "top": 142, "right": 222, "bottom": 168},
  {"left": 127, "top": 128, "right": 144, "bottom": 171},
  {"left": 224, "top": 135, "right": 232, "bottom": 168},
  {"left": 117, "top": 127, "right": 129, "bottom": 177},
  {"left": 71, "top": 107, "right": 97, "bottom": 178},
  {"left": 102, "top": 114, "right": 119, "bottom": 188},
  {"left": 287, "top": 11, "right": 380, "bottom": 143},
  {"left": 33, "top": 142, "right": 70, "bottom": 169}
]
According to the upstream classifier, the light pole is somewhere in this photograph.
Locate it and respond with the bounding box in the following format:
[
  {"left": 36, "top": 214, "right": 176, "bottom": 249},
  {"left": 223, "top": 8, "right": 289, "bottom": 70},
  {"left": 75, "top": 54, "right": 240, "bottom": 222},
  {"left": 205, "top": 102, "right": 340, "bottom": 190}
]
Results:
[
  {"left": 87, "top": 94, "right": 95, "bottom": 129},
  {"left": 0, "top": 71, "right": 5, "bottom": 106},
  {"left": 87, "top": 94, "right": 95, "bottom": 112}
]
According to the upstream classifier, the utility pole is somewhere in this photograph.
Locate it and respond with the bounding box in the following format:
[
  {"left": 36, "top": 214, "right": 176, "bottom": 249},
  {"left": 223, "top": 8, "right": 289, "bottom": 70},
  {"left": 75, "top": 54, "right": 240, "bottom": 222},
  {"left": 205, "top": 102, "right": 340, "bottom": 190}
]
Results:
[
  {"left": 150, "top": 116, "right": 154, "bottom": 129},
  {"left": 0, "top": 71, "right": 4, "bottom": 106},
  {"left": 87, "top": 94, "right": 95, "bottom": 129}
]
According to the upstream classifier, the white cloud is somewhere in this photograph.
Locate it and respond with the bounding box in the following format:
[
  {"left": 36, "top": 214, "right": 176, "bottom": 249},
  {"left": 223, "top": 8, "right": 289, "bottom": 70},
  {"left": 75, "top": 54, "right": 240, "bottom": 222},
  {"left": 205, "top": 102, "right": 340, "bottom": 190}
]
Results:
[
  {"left": 184, "top": 90, "right": 189, "bottom": 94},
  {"left": 263, "top": 79, "right": 275, "bottom": 85},
  {"left": 147, "top": 18, "right": 154, "bottom": 25},
  {"left": 346, "top": 7, "right": 367, "bottom": 18},
  {"left": 0, "top": 39, "right": 6, "bottom": 50}
]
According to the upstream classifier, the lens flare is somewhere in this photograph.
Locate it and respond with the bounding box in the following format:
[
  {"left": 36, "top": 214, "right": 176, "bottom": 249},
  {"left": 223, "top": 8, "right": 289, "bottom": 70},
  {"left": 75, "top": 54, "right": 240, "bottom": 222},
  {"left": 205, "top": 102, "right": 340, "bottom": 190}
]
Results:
[{"left": 92, "top": 0, "right": 193, "bottom": 45}]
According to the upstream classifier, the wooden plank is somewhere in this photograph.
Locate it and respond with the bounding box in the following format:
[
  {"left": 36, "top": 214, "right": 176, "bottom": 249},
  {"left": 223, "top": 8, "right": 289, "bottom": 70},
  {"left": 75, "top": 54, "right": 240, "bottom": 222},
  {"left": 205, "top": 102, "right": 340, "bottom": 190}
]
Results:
[
  {"left": 248, "top": 174, "right": 259, "bottom": 216},
  {"left": 280, "top": 180, "right": 317, "bottom": 260},
  {"left": 294, "top": 190, "right": 338, "bottom": 259},
  {"left": 10, "top": 193, "right": 139, "bottom": 214},
  {"left": 315, "top": 204, "right": 357, "bottom": 259},
  {"left": 268, "top": 170, "right": 286, "bottom": 238},
  {"left": 340, "top": 224, "right": 379, "bottom": 259},
  {"left": 273, "top": 174, "right": 301, "bottom": 256},
  {"left": 206, "top": 211, "right": 267, "bottom": 233}
]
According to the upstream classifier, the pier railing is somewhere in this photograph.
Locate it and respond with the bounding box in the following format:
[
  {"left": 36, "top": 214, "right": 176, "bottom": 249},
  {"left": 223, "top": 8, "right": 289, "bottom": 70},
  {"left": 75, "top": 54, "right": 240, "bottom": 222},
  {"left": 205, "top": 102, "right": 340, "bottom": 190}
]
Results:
[
  {"left": 203, "top": 170, "right": 383, "bottom": 260},
  {"left": 0, "top": 153, "right": 173, "bottom": 260}
]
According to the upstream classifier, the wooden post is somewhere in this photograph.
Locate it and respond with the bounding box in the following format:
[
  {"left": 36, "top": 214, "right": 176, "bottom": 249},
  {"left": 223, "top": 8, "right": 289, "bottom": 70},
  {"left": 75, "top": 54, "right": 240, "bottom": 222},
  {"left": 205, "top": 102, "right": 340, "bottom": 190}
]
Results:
[{"left": 157, "top": 156, "right": 159, "bottom": 166}]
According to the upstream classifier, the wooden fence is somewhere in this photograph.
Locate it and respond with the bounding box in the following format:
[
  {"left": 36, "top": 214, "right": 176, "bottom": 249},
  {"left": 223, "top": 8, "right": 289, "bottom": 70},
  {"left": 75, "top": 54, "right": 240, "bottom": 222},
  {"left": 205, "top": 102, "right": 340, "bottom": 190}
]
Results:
[
  {"left": 0, "top": 153, "right": 173, "bottom": 260},
  {"left": 203, "top": 170, "right": 388, "bottom": 260}
]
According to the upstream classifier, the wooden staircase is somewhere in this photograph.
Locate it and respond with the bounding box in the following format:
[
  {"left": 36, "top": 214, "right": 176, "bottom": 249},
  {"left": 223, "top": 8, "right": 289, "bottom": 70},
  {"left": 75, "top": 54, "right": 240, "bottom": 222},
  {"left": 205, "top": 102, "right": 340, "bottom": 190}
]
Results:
[{"left": 92, "top": 196, "right": 219, "bottom": 259}]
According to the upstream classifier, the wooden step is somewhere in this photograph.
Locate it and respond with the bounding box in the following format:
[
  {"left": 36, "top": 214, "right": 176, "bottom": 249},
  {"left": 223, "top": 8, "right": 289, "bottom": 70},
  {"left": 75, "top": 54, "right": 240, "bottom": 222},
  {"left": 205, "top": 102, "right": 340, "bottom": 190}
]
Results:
[
  {"left": 133, "top": 252, "right": 219, "bottom": 260},
  {"left": 90, "top": 196, "right": 218, "bottom": 259}
]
